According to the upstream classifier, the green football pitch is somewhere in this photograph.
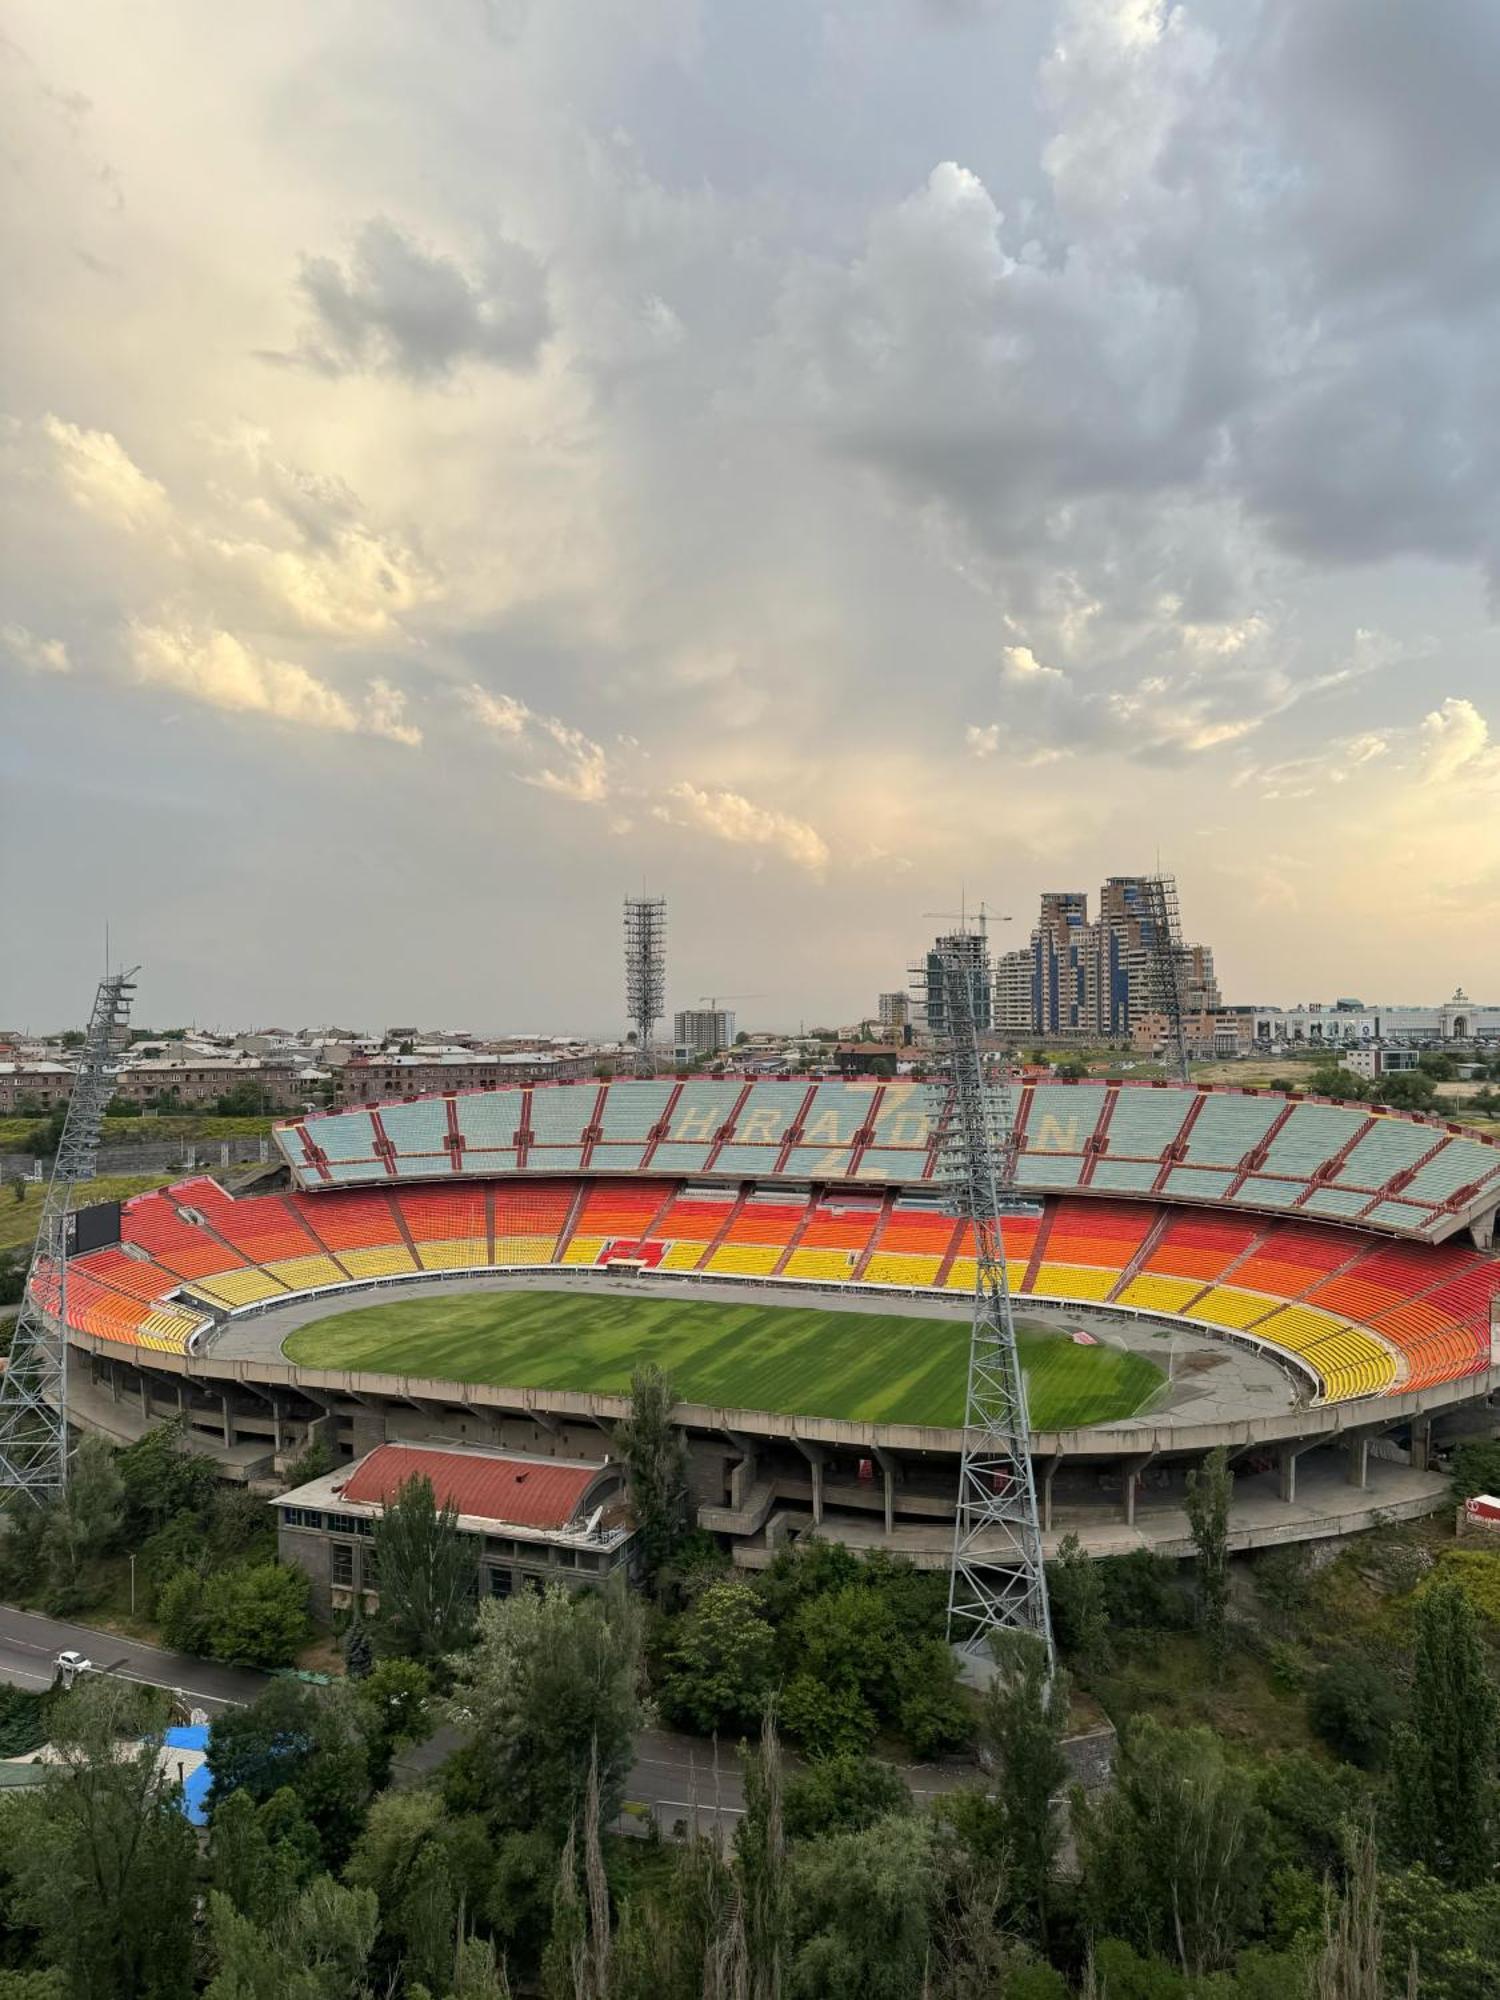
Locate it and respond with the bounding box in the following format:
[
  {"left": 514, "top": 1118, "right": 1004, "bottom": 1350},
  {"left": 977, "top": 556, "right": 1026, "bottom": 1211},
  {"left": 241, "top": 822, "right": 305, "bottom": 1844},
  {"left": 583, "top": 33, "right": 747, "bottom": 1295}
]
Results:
[{"left": 282, "top": 1289, "right": 1164, "bottom": 1430}]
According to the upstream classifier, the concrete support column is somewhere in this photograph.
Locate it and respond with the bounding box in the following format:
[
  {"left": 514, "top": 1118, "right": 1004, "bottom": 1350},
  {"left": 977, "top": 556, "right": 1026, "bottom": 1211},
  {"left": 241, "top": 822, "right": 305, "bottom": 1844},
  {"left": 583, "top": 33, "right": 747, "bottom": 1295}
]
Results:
[
  {"left": 221, "top": 1394, "right": 235, "bottom": 1448},
  {"left": 1410, "top": 1417, "right": 1433, "bottom": 1473},
  {"left": 1038, "top": 1454, "right": 1062, "bottom": 1532},
  {"left": 1276, "top": 1441, "right": 1318, "bottom": 1503},
  {"left": 794, "top": 1439, "right": 826, "bottom": 1526},
  {"left": 724, "top": 1429, "right": 759, "bottom": 1511},
  {"left": 871, "top": 1445, "right": 900, "bottom": 1536},
  {"left": 1120, "top": 1451, "right": 1155, "bottom": 1526},
  {"left": 1346, "top": 1435, "right": 1370, "bottom": 1489}
]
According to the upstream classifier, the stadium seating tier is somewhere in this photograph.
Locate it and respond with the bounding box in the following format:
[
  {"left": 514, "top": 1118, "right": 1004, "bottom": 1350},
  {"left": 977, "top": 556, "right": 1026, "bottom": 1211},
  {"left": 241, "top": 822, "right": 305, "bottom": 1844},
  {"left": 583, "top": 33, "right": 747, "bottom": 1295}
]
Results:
[{"left": 41, "top": 1159, "right": 1500, "bottom": 1412}]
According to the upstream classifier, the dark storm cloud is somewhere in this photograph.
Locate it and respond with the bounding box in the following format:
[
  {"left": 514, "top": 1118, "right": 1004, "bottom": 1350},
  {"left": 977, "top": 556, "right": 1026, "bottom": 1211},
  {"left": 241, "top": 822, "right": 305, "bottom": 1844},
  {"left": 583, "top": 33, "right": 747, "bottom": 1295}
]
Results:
[{"left": 287, "top": 217, "right": 552, "bottom": 380}]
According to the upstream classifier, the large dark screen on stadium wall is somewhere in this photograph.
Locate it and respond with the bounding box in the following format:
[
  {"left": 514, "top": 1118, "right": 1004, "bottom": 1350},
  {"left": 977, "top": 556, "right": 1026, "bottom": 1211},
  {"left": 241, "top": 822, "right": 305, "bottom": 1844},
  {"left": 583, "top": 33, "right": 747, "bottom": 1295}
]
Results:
[{"left": 70, "top": 1202, "right": 122, "bottom": 1256}]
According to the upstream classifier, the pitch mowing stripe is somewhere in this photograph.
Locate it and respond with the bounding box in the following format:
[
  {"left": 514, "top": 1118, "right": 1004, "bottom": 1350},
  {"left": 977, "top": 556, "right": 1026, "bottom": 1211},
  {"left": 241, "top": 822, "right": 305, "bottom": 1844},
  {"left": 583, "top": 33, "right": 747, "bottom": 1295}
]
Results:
[{"left": 284, "top": 1289, "right": 1162, "bottom": 1430}]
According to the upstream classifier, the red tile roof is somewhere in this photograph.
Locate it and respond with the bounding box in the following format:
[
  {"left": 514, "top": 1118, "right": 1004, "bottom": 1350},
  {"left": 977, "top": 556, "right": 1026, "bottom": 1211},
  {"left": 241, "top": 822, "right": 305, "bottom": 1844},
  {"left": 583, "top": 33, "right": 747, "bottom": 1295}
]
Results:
[{"left": 339, "top": 1444, "right": 600, "bottom": 1531}]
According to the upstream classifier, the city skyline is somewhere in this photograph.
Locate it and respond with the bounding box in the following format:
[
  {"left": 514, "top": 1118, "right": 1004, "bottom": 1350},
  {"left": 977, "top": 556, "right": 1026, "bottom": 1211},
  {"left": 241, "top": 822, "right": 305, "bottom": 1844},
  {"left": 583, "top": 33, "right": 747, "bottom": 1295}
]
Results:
[{"left": 6, "top": 2, "right": 1500, "bottom": 1026}]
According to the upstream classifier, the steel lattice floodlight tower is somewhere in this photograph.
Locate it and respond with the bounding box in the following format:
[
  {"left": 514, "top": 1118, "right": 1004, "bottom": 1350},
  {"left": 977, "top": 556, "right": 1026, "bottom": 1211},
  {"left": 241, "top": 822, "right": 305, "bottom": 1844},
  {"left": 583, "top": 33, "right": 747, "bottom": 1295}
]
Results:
[
  {"left": 0, "top": 967, "right": 138, "bottom": 1502},
  {"left": 1140, "top": 872, "right": 1191, "bottom": 1086},
  {"left": 927, "top": 935, "right": 1054, "bottom": 1678},
  {"left": 623, "top": 896, "right": 666, "bottom": 1079}
]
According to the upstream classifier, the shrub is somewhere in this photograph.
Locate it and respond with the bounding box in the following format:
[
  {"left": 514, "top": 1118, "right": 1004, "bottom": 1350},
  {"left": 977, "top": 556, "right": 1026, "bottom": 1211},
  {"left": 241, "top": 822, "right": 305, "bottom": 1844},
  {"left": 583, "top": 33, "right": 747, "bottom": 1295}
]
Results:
[{"left": 1308, "top": 1655, "right": 1402, "bottom": 1769}]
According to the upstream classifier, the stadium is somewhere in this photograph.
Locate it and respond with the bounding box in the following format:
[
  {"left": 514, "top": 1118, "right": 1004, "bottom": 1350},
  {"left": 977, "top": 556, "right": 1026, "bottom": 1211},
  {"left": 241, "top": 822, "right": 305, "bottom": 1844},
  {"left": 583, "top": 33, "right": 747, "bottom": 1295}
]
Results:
[{"left": 36, "top": 1073, "right": 1500, "bottom": 1570}]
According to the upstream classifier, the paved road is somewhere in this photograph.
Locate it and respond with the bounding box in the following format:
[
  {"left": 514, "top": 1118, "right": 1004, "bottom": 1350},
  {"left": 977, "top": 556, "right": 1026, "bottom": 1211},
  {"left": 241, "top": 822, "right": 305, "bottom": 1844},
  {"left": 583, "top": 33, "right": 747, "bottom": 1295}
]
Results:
[{"left": 0, "top": 1604, "right": 269, "bottom": 1712}]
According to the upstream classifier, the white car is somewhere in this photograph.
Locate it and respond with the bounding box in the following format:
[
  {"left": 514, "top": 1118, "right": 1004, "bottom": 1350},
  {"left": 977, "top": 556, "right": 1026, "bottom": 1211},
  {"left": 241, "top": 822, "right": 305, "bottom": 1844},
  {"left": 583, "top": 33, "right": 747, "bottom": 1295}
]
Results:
[{"left": 53, "top": 1650, "right": 92, "bottom": 1687}]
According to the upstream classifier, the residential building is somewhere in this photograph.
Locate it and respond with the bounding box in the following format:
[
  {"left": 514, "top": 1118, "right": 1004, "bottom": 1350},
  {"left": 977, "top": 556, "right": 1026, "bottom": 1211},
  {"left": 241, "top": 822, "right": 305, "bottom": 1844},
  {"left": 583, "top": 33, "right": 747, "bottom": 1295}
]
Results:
[
  {"left": 877, "top": 992, "right": 909, "bottom": 1033},
  {"left": 334, "top": 1049, "right": 593, "bottom": 1105},
  {"left": 996, "top": 878, "right": 1220, "bottom": 1044},
  {"left": 917, "top": 931, "right": 992, "bottom": 1040},
  {"left": 274, "top": 1440, "right": 636, "bottom": 1620},
  {"left": 673, "top": 1009, "right": 736, "bottom": 1060}
]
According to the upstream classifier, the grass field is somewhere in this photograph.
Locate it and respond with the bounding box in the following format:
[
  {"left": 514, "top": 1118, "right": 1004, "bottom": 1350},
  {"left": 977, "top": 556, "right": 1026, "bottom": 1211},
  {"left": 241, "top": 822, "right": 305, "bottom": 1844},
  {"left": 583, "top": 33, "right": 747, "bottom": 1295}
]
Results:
[
  {"left": 0, "top": 1176, "right": 175, "bottom": 1258},
  {"left": 283, "top": 1289, "right": 1163, "bottom": 1430}
]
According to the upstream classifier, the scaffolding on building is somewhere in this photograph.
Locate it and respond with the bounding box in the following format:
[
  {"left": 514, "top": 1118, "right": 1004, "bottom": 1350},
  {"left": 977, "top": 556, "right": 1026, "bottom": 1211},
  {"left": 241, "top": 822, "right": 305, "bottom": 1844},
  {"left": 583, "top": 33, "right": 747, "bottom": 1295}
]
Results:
[
  {"left": 623, "top": 896, "right": 666, "bottom": 1079},
  {"left": 1140, "top": 872, "right": 1191, "bottom": 1085},
  {"left": 0, "top": 967, "right": 138, "bottom": 1501},
  {"left": 923, "top": 934, "right": 1053, "bottom": 1678}
]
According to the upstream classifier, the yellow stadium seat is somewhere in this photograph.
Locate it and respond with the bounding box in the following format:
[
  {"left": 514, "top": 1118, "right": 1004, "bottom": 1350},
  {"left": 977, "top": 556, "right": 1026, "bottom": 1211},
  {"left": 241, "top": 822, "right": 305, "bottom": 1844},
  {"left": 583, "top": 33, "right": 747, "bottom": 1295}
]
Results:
[
  {"left": 706, "top": 1246, "right": 782, "bottom": 1278},
  {"left": 187, "top": 1267, "right": 287, "bottom": 1307},
  {"left": 1189, "top": 1287, "right": 1275, "bottom": 1331},
  {"left": 493, "top": 1235, "right": 558, "bottom": 1265},
  {"left": 416, "top": 1238, "right": 488, "bottom": 1271},
  {"left": 1029, "top": 1264, "right": 1116, "bottom": 1301},
  {"left": 1117, "top": 1274, "right": 1204, "bottom": 1313},
  {"left": 265, "top": 1255, "right": 346, "bottom": 1291},
  {"left": 783, "top": 1249, "right": 857, "bottom": 1283},
  {"left": 562, "top": 1237, "right": 608, "bottom": 1266},
  {"left": 339, "top": 1245, "right": 418, "bottom": 1279},
  {"left": 659, "top": 1243, "right": 707, "bottom": 1272},
  {"left": 863, "top": 1253, "right": 941, "bottom": 1288}
]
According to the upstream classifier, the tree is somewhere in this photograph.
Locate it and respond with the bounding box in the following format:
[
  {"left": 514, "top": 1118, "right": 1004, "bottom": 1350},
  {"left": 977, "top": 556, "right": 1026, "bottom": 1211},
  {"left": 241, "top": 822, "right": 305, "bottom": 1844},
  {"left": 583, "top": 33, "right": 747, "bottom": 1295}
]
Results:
[
  {"left": 1074, "top": 1716, "right": 1268, "bottom": 1976},
  {"left": 1185, "top": 1445, "right": 1233, "bottom": 1671},
  {"left": 10, "top": 1677, "right": 198, "bottom": 2000},
  {"left": 615, "top": 1365, "right": 690, "bottom": 1593},
  {"left": 893, "top": 1635, "right": 970, "bottom": 1758},
  {"left": 1047, "top": 1532, "right": 1113, "bottom": 1675},
  {"left": 355, "top": 1656, "right": 433, "bottom": 1785},
  {"left": 201, "top": 1877, "right": 379, "bottom": 2000},
  {"left": 117, "top": 1415, "right": 220, "bottom": 1537},
  {"left": 736, "top": 1710, "right": 790, "bottom": 2000},
  {"left": 372, "top": 1474, "right": 477, "bottom": 1665},
  {"left": 207, "top": 1679, "right": 372, "bottom": 1867},
  {"left": 978, "top": 1632, "right": 1069, "bottom": 1946},
  {"left": 1373, "top": 1072, "right": 1436, "bottom": 1112},
  {"left": 1309, "top": 1657, "right": 1402, "bottom": 1770},
  {"left": 202, "top": 1561, "right": 312, "bottom": 1668},
  {"left": 444, "top": 1582, "right": 642, "bottom": 1839},
  {"left": 658, "top": 1579, "right": 777, "bottom": 1737},
  {"left": 346, "top": 1790, "right": 491, "bottom": 1996},
  {"left": 40, "top": 1434, "right": 123, "bottom": 1602},
  {"left": 208, "top": 1786, "right": 320, "bottom": 1928},
  {"left": 1417, "top": 1052, "right": 1458, "bottom": 1081},
  {"left": 1391, "top": 1579, "right": 1498, "bottom": 1886},
  {"left": 782, "top": 1753, "right": 910, "bottom": 1840},
  {"left": 787, "top": 1813, "right": 941, "bottom": 2000},
  {"left": 1306, "top": 1065, "right": 1367, "bottom": 1102}
]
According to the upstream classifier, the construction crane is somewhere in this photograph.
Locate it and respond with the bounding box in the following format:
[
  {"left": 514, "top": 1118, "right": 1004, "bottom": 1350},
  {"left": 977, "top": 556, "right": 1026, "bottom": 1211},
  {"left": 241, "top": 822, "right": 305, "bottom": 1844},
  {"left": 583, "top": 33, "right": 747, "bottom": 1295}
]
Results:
[
  {"left": 697, "top": 993, "right": 767, "bottom": 1012},
  {"left": 922, "top": 902, "right": 1012, "bottom": 941}
]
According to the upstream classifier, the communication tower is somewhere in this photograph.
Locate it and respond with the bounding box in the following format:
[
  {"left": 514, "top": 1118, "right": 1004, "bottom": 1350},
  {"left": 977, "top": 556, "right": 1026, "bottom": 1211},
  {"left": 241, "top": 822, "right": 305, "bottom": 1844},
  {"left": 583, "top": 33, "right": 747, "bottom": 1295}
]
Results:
[
  {"left": 0, "top": 967, "right": 138, "bottom": 1501},
  {"left": 623, "top": 896, "right": 666, "bottom": 1079}
]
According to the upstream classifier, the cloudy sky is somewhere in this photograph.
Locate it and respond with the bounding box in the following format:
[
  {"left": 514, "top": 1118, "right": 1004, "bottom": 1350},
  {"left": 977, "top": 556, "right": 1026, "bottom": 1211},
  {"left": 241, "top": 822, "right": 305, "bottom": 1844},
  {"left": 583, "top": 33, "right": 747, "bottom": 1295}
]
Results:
[{"left": 5, "top": 0, "right": 1500, "bottom": 1034}]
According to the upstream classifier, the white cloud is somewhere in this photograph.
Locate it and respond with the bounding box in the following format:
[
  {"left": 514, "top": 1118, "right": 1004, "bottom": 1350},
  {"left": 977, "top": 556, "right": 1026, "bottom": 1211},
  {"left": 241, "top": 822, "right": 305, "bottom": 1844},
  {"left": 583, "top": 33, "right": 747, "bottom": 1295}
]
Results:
[
  {"left": 1001, "top": 644, "right": 1065, "bottom": 685},
  {"left": 658, "top": 782, "right": 831, "bottom": 874},
  {"left": 1, "top": 623, "right": 70, "bottom": 674},
  {"left": 127, "top": 622, "right": 421, "bottom": 743},
  {"left": 1419, "top": 696, "right": 1498, "bottom": 787},
  {"left": 43, "top": 415, "right": 170, "bottom": 531},
  {"left": 461, "top": 684, "right": 610, "bottom": 801}
]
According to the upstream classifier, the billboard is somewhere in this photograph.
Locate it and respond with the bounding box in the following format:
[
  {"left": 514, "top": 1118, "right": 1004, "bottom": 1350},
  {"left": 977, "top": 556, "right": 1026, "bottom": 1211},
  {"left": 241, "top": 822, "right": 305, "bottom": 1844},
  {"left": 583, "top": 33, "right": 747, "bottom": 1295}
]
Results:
[{"left": 68, "top": 1202, "right": 122, "bottom": 1257}]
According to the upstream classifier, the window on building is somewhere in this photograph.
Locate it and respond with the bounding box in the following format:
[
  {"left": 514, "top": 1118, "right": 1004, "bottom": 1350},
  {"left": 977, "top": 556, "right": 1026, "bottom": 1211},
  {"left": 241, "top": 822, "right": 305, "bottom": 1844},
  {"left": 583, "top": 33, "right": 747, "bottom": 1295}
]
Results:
[
  {"left": 487, "top": 1565, "right": 512, "bottom": 1598},
  {"left": 326, "top": 1512, "right": 362, "bottom": 1536},
  {"left": 360, "top": 1545, "right": 379, "bottom": 1588},
  {"left": 331, "top": 1542, "right": 355, "bottom": 1587},
  {"left": 281, "top": 1507, "right": 322, "bottom": 1530}
]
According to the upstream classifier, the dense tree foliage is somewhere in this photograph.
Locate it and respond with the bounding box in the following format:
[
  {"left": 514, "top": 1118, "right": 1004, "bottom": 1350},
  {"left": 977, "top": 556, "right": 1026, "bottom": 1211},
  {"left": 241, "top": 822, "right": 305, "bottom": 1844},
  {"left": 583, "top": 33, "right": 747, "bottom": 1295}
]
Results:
[
  {"left": 615, "top": 1365, "right": 691, "bottom": 1593},
  {"left": 371, "top": 1474, "right": 477, "bottom": 1666}
]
